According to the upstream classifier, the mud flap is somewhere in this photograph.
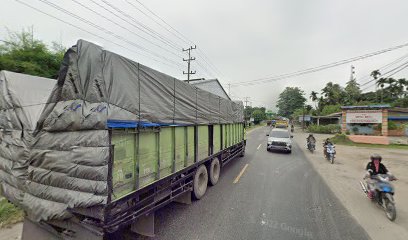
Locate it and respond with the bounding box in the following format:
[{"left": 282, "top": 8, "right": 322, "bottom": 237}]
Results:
[{"left": 130, "top": 213, "right": 155, "bottom": 237}]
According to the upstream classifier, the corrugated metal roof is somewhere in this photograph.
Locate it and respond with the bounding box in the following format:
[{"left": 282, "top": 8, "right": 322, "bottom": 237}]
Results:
[
  {"left": 190, "top": 79, "right": 230, "bottom": 100},
  {"left": 341, "top": 104, "right": 390, "bottom": 109},
  {"left": 390, "top": 107, "right": 408, "bottom": 113}
]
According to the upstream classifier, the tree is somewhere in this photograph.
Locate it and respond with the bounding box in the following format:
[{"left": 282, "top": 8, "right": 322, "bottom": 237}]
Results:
[
  {"left": 344, "top": 79, "right": 361, "bottom": 104},
  {"left": 321, "top": 82, "right": 345, "bottom": 105},
  {"left": 370, "top": 70, "right": 381, "bottom": 80},
  {"left": 276, "top": 87, "right": 306, "bottom": 118},
  {"left": 321, "top": 104, "right": 341, "bottom": 116},
  {"left": 252, "top": 109, "right": 266, "bottom": 124},
  {"left": 310, "top": 91, "right": 318, "bottom": 109},
  {"left": 0, "top": 28, "right": 65, "bottom": 78}
]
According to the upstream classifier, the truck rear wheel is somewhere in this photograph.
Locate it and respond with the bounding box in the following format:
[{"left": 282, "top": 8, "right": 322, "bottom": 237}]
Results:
[
  {"left": 208, "top": 158, "right": 221, "bottom": 186},
  {"left": 193, "top": 165, "right": 208, "bottom": 200}
]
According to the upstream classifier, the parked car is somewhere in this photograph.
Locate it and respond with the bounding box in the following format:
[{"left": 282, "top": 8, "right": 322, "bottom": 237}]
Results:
[{"left": 266, "top": 128, "right": 293, "bottom": 153}]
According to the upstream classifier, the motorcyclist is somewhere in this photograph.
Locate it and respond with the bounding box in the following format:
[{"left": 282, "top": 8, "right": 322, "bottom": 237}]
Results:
[
  {"left": 363, "top": 154, "right": 392, "bottom": 199},
  {"left": 322, "top": 138, "right": 332, "bottom": 157},
  {"left": 306, "top": 134, "right": 316, "bottom": 149}
]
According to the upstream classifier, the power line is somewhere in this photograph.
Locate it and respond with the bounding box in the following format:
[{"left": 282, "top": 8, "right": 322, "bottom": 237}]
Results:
[
  {"left": 14, "top": 0, "right": 183, "bottom": 70},
  {"left": 360, "top": 60, "right": 408, "bottom": 87},
  {"left": 361, "top": 62, "right": 408, "bottom": 92},
  {"left": 357, "top": 52, "right": 408, "bottom": 84},
  {"left": 69, "top": 0, "right": 184, "bottom": 59},
  {"left": 124, "top": 0, "right": 191, "bottom": 46},
  {"left": 132, "top": 0, "right": 194, "bottom": 45},
  {"left": 100, "top": 0, "right": 183, "bottom": 51},
  {"left": 36, "top": 0, "right": 184, "bottom": 69},
  {"left": 231, "top": 41, "right": 408, "bottom": 86},
  {"left": 126, "top": 0, "right": 224, "bottom": 79}
]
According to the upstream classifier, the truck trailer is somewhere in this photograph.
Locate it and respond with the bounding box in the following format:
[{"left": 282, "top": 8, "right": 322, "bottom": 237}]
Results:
[{"left": 0, "top": 40, "right": 246, "bottom": 239}]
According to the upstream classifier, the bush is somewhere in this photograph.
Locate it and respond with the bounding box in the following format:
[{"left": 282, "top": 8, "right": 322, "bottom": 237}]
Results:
[
  {"left": 308, "top": 124, "right": 341, "bottom": 134},
  {"left": 388, "top": 121, "right": 398, "bottom": 130}
]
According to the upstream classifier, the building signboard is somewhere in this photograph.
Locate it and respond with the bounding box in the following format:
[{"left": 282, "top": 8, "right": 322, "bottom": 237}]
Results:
[{"left": 346, "top": 110, "right": 382, "bottom": 123}]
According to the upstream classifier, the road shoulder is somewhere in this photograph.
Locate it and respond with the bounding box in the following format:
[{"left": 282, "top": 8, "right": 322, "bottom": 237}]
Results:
[{"left": 294, "top": 131, "right": 408, "bottom": 240}]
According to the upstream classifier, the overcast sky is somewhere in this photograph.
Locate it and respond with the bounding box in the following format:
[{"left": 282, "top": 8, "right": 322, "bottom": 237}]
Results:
[{"left": 1, "top": 0, "right": 408, "bottom": 111}]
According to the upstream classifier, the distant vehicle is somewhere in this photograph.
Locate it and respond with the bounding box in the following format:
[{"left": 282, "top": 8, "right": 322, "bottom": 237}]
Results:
[
  {"left": 275, "top": 119, "right": 288, "bottom": 128},
  {"left": 266, "top": 128, "right": 293, "bottom": 153},
  {"left": 324, "top": 143, "right": 336, "bottom": 164}
]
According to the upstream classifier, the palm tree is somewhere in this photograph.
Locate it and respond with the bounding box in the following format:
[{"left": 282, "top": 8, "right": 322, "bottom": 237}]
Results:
[
  {"left": 370, "top": 70, "right": 381, "bottom": 80},
  {"left": 310, "top": 91, "right": 318, "bottom": 109},
  {"left": 396, "top": 78, "right": 408, "bottom": 98},
  {"left": 310, "top": 91, "right": 318, "bottom": 102}
]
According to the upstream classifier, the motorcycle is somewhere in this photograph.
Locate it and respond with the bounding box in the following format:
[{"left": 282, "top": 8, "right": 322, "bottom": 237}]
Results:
[
  {"left": 307, "top": 140, "right": 316, "bottom": 153},
  {"left": 360, "top": 174, "right": 397, "bottom": 221},
  {"left": 324, "top": 143, "right": 336, "bottom": 164}
]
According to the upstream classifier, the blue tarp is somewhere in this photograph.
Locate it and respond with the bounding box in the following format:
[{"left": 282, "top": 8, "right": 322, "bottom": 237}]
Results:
[
  {"left": 107, "top": 120, "right": 190, "bottom": 128},
  {"left": 388, "top": 116, "right": 408, "bottom": 120}
]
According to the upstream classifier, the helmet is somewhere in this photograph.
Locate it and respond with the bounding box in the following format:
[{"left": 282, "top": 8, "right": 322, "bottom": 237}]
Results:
[
  {"left": 308, "top": 134, "right": 313, "bottom": 137},
  {"left": 370, "top": 153, "right": 382, "bottom": 162}
]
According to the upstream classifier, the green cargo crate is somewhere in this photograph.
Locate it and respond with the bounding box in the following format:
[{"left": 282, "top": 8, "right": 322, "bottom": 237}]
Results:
[
  {"left": 159, "top": 128, "right": 173, "bottom": 178},
  {"left": 111, "top": 122, "right": 242, "bottom": 201},
  {"left": 186, "top": 126, "right": 195, "bottom": 166},
  {"left": 198, "top": 126, "right": 209, "bottom": 160},
  {"left": 214, "top": 125, "right": 221, "bottom": 153},
  {"left": 111, "top": 131, "right": 136, "bottom": 199},
  {"left": 138, "top": 131, "right": 158, "bottom": 188}
]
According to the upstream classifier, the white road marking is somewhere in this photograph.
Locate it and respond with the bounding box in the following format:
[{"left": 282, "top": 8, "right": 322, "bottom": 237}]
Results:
[
  {"left": 233, "top": 164, "right": 249, "bottom": 184},
  {"left": 257, "top": 144, "right": 262, "bottom": 150}
]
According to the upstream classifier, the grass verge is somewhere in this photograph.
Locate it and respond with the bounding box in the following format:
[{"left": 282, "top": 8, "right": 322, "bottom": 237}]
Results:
[
  {"left": 330, "top": 134, "right": 408, "bottom": 150},
  {"left": 246, "top": 123, "right": 266, "bottom": 132},
  {"left": 0, "top": 198, "right": 24, "bottom": 228}
]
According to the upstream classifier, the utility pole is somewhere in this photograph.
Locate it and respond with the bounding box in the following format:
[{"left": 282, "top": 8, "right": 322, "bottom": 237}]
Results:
[
  {"left": 244, "top": 97, "right": 250, "bottom": 108},
  {"left": 244, "top": 97, "right": 250, "bottom": 127},
  {"left": 302, "top": 105, "right": 305, "bottom": 132},
  {"left": 183, "top": 45, "right": 196, "bottom": 83}
]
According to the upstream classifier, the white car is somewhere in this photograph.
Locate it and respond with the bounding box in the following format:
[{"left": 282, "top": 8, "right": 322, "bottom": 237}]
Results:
[{"left": 266, "top": 128, "right": 293, "bottom": 153}]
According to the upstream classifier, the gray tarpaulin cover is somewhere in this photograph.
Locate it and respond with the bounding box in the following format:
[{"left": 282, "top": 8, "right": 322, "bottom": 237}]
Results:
[
  {"left": 0, "top": 40, "right": 244, "bottom": 222},
  {"left": 0, "top": 71, "right": 55, "bottom": 211}
]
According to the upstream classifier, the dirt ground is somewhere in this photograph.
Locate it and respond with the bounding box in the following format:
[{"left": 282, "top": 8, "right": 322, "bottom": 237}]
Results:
[
  {"left": 0, "top": 222, "right": 21, "bottom": 240},
  {"left": 295, "top": 131, "right": 408, "bottom": 240}
]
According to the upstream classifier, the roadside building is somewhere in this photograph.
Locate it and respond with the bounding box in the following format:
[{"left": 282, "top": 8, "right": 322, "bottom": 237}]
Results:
[
  {"left": 340, "top": 105, "right": 408, "bottom": 137},
  {"left": 189, "top": 78, "right": 231, "bottom": 100},
  {"left": 311, "top": 112, "right": 342, "bottom": 126}
]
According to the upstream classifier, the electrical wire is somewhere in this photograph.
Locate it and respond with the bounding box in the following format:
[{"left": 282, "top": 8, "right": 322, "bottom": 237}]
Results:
[
  {"left": 357, "top": 52, "right": 408, "bottom": 85},
  {"left": 360, "top": 60, "right": 408, "bottom": 87},
  {"left": 100, "top": 0, "right": 183, "bottom": 51},
  {"left": 14, "top": 0, "right": 184, "bottom": 71},
  {"left": 69, "top": 0, "right": 184, "bottom": 59},
  {"left": 36, "top": 0, "right": 184, "bottom": 69},
  {"left": 127, "top": 0, "right": 224, "bottom": 78},
  {"left": 231, "top": 42, "right": 408, "bottom": 86},
  {"left": 361, "top": 63, "right": 408, "bottom": 92}
]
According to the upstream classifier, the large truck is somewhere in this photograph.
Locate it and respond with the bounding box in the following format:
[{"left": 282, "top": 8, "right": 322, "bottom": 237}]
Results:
[{"left": 0, "top": 40, "right": 245, "bottom": 239}]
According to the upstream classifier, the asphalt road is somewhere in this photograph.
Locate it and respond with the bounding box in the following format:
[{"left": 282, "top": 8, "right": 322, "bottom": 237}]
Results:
[{"left": 135, "top": 126, "right": 371, "bottom": 240}]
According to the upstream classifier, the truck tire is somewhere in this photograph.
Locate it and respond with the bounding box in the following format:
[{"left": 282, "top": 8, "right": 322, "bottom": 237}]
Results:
[
  {"left": 239, "top": 148, "right": 245, "bottom": 157},
  {"left": 208, "top": 158, "right": 221, "bottom": 186},
  {"left": 193, "top": 165, "right": 208, "bottom": 200}
]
